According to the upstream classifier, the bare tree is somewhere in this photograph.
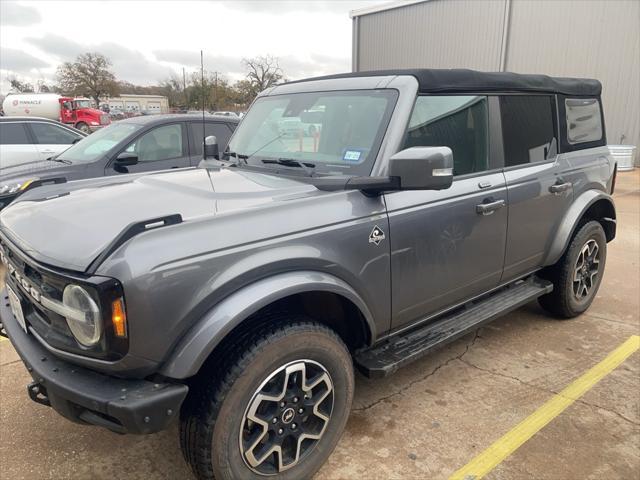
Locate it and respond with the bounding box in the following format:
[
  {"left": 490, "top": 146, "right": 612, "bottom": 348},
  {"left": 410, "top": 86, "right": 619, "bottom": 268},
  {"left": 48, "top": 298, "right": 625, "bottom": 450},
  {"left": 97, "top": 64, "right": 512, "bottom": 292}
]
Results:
[
  {"left": 8, "top": 76, "right": 34, "bottom": 93},
  {"left": 242, "top": 55, "right": 284, "bottom": 98},
  {"left": 57, "top": 53, "right": 119, "bottom": 106}
]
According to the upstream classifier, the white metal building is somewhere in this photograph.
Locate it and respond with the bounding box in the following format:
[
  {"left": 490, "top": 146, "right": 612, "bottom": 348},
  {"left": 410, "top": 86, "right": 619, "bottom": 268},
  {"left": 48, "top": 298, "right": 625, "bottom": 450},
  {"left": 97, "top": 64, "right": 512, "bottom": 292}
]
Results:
[
  {"left": 105, "top": 94, "right": 169, "bottom": 114},
  {"left": 351, "top": 0, "right": 640, "bottom": 160}
]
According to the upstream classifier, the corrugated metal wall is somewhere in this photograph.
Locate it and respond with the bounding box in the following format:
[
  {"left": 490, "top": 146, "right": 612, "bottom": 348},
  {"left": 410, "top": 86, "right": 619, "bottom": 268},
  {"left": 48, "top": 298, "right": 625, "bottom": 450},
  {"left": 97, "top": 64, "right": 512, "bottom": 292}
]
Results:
[
  {"left": 506, "top": 0, "right": 639, "bottom": 146},
  {"left": 356, "top": 0, "right": 506, "bottom": 71},
  {"left": 354, "top": 0, "right": 640, "bottom": 154}
]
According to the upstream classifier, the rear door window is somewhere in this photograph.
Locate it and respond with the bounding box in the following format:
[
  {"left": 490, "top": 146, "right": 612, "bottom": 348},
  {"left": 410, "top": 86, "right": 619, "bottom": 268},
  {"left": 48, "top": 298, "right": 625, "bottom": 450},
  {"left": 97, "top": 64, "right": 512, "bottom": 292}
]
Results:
[
  {"left": 0, "top": 123, "right": 31, "bottom": 145},
  {"left": 500, "top": 95, "right": 557, "bottom": 167},
  {"left": 30, "top": 122, "right": 82, "bottom": 144},
  {"left": 404, "top": 95, "right": 489, "bottom": 176}
]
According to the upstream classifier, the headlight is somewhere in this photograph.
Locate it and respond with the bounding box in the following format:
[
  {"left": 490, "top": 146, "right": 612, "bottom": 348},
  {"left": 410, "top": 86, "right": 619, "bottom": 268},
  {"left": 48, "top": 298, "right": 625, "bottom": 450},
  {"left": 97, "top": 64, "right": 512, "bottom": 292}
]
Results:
[
  {"left": 62, "top": 284, "right": 102, "bottom": 346},
  {"left": 0, "top": 179, "right": 35, "bottom": 196}
]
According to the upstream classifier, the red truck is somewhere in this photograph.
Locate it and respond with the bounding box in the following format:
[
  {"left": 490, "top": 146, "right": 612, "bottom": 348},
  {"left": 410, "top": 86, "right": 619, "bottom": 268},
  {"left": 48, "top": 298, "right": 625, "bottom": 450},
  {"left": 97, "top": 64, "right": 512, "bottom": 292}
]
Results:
[{"left": 2, "top": 93, "right": 110, "bottom": 133}]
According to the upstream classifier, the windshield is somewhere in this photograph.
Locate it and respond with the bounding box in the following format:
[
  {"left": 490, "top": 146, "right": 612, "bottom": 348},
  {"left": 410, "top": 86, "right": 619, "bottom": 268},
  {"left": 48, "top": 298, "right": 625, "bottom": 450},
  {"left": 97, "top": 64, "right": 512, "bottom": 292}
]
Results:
[
  {"left": 227, "top": 89, "right": 398, "bottom": 176},
  {"left": 58, "top": 123, "right": 142, "bottom": 164},
  {"left": 74, "top": 100, "right": 92, "bottom": 109}
]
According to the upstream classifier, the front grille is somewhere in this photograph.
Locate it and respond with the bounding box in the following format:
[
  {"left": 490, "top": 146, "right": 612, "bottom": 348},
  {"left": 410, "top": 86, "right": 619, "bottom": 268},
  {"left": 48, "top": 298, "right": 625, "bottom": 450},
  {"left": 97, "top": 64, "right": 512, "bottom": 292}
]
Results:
[
  {"left": 0, "top": 237, "right": 127, "bottom": 360},
  {"left": 1, "top": 240, "right": 69, "bottom": 339}
]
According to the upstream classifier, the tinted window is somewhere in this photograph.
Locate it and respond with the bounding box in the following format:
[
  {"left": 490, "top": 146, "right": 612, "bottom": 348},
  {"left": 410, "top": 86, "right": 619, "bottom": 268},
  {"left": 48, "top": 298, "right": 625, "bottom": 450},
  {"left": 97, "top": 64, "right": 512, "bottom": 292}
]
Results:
[
  {"left": 404, "top": 95, "right": 489, "bottom": 176},
  {"left": 500, "top": 96, "right": 557, "bottom": 167},
  {"left": 189, "top": 122, "right": 233, "bottom": 156},
  {"left": 30, "top": 122, "right": 81, "bottom": 145},
  {"left": 0, "top": 123, "right": 30, "bottom": 145},
  {"left": 565, "top": 98, "right": 602, "bottom": 144},
  {"left": 124, "top": 124, "right": 183, "bottom": 162}
]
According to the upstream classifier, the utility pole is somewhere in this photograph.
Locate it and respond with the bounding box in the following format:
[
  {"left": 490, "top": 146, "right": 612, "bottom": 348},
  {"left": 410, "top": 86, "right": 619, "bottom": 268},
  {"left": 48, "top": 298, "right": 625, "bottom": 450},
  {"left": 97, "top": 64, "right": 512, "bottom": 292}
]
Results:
[
  {"left": 182, "top": 67, "right": 187, "bottom": 108},
  {"left": 209, "top": 71, "right": 221, "bottom": 111}
]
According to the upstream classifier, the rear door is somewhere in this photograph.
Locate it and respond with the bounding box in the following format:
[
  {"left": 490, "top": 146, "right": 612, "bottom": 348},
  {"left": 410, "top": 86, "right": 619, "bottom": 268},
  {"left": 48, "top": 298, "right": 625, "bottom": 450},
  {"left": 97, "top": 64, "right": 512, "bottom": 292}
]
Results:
[
  {"left": 498, "top": 95, "right": 573, "bottom": 282},
  {"left": 187, "top": 121, "right": 235, "bottom": 165},
  {"left": 386, "top": 95, "right": 508, "bottom": 330},
  {"left": 105, "top": 122, "right": 191, "bottom": 175},
  {"left": 0, "top": 122, "right": 40, "bottom": 169},
  {"left": 27, "top": 121, "right": 84, "bottom": 160}
]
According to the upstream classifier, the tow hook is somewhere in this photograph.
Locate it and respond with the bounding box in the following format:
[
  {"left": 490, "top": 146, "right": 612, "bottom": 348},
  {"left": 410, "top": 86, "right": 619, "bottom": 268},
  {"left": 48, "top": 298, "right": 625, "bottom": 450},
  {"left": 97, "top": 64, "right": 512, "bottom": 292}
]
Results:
[{"left": 27, "top": 381, "right": 51, "bottom": 407}]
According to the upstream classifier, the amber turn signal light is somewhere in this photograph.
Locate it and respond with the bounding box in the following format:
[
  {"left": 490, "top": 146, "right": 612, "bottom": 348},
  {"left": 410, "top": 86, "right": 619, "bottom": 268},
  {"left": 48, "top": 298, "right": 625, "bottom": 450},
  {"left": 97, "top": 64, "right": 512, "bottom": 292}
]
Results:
[{"left": 111, "top": 298, "right": 127, "bottom": 337}]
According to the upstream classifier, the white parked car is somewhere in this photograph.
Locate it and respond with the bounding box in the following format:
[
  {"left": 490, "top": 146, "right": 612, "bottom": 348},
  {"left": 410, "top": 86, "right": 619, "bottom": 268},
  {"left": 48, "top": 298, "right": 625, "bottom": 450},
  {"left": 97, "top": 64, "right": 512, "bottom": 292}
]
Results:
[{"left": 0, "top": 117, "right": 85, "bottom": 171}]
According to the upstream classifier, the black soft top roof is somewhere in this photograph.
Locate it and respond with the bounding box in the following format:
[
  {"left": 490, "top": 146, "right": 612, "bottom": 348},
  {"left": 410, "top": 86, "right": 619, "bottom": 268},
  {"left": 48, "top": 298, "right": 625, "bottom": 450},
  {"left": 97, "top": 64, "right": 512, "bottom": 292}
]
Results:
[{"left": 288, "top": 69, "right": 601, "bottom": 96}]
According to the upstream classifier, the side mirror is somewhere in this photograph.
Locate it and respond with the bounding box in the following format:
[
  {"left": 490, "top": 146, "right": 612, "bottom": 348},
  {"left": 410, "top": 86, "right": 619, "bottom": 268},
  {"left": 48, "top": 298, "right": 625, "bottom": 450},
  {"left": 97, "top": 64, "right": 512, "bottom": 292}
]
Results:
[
  {"left": 204, "top": 135, "right": 219, "bottom": 160},
  {"left": 388, "top": 146, "right": 453, "bottom": 190},
  {"left": 115, "top": 152, "right": 138, "bottom": 166}
]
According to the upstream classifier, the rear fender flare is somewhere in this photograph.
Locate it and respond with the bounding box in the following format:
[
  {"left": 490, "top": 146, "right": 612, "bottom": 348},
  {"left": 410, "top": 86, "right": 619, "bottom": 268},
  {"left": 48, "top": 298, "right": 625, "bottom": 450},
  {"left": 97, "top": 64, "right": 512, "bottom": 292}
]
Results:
[
  {"left": 543, "top": 190, "right": 616, "bottom": 266},
  {"left": 159, "top": 270, "right": 375, "bottom": 379}
]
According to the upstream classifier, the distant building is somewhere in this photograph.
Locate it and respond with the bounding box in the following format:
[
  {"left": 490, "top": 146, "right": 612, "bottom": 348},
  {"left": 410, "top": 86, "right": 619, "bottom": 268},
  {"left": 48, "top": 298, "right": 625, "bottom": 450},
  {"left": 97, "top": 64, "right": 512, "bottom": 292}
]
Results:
[
  {"left": 104, "top": 94, "right": 169, "bottom": 114},
  {"left": 351, "top": 0, "right": 639, "bottom": 162}
]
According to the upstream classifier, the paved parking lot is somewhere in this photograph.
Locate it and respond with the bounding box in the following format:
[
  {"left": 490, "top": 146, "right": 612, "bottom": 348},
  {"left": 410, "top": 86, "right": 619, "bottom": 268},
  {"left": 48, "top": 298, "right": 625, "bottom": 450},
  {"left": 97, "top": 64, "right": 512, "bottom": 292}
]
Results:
[{"left": 1, "top": 170, "right": 638, "bottom": 480}]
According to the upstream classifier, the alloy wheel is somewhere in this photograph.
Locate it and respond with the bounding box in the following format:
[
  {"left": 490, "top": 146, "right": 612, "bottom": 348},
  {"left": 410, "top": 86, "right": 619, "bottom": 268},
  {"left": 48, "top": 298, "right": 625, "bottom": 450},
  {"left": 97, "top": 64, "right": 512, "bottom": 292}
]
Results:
[
  {"left": 239, "top": 359, "right": 334, "bottom": 475},
  {"left": 573, "top": 239, "right": 600, "bottom": 300}
]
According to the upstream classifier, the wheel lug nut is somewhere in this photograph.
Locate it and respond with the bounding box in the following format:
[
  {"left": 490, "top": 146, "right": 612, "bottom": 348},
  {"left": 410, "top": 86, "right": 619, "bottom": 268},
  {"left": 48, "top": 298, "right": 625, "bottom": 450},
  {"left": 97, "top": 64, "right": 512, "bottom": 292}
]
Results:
[
  {"left": 291, "top": 423, "right": 297, "bottom": 429},
  {"left": 298, "top": 408, "right": 304, "bottom": 414},
  {"left": 293, "top": 397, "right": 299, "bottom": 403},
  {"left": 272, "top": 418, "right": 277, "bottom": 424},
  {"left": 279, "top": 401, "right": 285, "bottom": 408},
  {"left": 278, "top": 428, "right": 283, "bottom": 435}
]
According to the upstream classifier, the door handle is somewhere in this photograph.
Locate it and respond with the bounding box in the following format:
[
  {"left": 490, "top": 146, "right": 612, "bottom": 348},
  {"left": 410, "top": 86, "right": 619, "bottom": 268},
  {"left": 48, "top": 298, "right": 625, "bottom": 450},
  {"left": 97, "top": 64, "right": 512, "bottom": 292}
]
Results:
[
  {"left": 549, "top": 182, "right": 572, "bottom": 194},
  {"left": 476, "top": 199, "right": 505, "bottom": 215}
]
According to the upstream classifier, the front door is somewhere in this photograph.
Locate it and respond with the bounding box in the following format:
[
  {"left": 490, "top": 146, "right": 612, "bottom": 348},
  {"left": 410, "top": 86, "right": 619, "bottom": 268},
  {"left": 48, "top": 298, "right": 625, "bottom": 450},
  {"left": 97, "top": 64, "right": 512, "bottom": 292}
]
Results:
[
  {"left": 386, "top": 94, "right": 508, "bottom": 330},
  {"left": 105, "top": 123, "right": 191, "bottom": 175}
]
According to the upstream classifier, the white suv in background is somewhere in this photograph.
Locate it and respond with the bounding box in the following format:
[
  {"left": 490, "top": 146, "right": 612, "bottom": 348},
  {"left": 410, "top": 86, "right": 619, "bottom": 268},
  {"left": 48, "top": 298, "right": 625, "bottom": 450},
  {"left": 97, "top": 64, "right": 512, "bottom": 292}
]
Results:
[{"left": 0, "top": 117, "right": 86, "bottom": 171}]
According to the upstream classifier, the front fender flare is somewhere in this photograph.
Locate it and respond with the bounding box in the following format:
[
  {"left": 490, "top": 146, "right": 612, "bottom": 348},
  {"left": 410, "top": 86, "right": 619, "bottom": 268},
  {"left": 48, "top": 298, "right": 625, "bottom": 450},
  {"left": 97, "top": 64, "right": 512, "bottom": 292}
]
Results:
[
  {"left": 159, "top": 271, "right": 376, "bottom": 379},
  {"left": 543, "top": 190, "right": 616, "bottom": 266}
]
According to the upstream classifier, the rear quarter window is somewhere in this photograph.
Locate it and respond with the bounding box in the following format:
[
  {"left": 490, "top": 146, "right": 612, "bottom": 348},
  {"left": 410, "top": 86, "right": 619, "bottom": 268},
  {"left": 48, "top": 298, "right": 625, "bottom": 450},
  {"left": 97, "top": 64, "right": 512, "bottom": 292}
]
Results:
[{"left": 565, "top": 98, "right": 603, "bottom": 144}]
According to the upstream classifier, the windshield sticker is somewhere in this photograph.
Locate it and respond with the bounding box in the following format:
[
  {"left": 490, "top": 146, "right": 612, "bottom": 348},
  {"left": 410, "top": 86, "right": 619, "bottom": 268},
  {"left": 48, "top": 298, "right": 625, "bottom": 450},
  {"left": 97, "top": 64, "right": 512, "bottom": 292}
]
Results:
[{"left": 343, "top": 150, "right": 363, "bottom": 163}]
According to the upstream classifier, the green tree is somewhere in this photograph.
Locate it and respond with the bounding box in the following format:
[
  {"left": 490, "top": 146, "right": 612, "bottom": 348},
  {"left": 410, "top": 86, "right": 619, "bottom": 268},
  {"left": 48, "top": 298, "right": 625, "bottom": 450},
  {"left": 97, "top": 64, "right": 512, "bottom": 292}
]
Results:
[{"left": 57, "top": 53, "right": 119, "bottom": 106}]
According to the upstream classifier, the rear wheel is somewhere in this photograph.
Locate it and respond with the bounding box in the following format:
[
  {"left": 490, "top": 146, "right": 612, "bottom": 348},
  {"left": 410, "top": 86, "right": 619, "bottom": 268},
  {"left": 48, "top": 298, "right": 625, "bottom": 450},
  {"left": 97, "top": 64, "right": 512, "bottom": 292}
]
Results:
[
  {"left": 180, "top": 319, "right": 354, "bottom": 480},
  {"left": 538, "top": 220, "right": 607, "bottom": 318}
]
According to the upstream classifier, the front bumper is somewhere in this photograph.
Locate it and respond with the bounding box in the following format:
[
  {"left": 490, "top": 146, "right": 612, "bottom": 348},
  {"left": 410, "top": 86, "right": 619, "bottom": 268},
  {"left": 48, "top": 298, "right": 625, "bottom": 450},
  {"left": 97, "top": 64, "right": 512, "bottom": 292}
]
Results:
[{"left": 0, "top": 287, "right": 188, "bottom": 434}]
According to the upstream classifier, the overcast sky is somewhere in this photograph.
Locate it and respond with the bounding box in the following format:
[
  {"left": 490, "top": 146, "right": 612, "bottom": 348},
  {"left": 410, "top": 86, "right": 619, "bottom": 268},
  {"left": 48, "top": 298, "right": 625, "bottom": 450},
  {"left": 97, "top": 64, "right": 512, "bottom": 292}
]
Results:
[{"left": 0, "top": 0, "right": 386, "bottom": 94}]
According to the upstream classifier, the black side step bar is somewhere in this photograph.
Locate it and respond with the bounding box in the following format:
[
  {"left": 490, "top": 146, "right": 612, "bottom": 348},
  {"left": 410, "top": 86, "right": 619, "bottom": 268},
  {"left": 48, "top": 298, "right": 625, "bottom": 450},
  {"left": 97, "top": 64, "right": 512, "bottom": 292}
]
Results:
[
  {"left": 355, "top": 277, "right": 553, "bottom": 378},
  {"left": 85, "top": 214, "right": 182, "bottom": 274}
]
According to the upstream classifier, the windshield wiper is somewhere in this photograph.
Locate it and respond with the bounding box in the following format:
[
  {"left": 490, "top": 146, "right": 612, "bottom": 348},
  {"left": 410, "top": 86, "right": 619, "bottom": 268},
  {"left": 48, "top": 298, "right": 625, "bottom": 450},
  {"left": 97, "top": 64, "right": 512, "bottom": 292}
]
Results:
[
  {"left": 262, "top": 158, "right": 316, "bottom": 176},
  {"left": 47, "top": 157, "right": 72, "bottom": 165},
  {"left": 224, "top": 150, "right": 248, "bottom": 166}
]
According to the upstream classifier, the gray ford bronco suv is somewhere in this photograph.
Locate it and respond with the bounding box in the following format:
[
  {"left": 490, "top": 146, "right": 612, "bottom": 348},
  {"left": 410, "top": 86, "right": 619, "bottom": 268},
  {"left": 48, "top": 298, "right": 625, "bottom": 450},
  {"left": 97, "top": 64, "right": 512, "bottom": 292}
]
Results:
[{"left": 0, "top": 69, "right": 616, "bottom": 479}]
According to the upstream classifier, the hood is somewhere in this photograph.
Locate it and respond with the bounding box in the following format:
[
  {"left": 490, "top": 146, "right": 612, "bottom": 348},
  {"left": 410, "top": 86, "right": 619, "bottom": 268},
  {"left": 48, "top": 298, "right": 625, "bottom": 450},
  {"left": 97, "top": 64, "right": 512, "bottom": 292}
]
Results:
[
  {"left": 83, "top": 107, "right": 107, "bottom": 117},
  {"left": 0, "top": 167, "right": 319, "bottom": 271},
  {"left": 0, "top": 160, "right": 74, "bottom": 183}
]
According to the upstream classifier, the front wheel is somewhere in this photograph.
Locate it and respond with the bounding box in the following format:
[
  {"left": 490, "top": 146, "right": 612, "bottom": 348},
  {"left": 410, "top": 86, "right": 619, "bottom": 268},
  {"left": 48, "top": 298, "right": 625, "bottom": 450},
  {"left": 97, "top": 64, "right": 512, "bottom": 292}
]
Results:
[
  {"left": 180, "top": 319, "right": 354, "bottom": 480},
  {"left": 75, "top": 122, "right": 90, "bottom": 133},
  {"left": 538, "top": 220, "right": 607, "bottom": 318}
]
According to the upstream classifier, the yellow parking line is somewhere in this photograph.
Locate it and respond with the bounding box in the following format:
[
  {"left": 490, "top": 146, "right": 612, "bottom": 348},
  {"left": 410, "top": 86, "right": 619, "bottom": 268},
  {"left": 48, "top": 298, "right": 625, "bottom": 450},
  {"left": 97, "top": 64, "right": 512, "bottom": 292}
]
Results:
[{"left": 450, "top": 335, "right": 640, "bottom": 480}]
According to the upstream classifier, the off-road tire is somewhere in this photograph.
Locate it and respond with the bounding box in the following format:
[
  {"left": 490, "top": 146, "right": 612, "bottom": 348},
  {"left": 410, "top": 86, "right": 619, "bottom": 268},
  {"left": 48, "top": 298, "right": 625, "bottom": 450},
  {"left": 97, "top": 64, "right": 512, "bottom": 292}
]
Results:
[
  {"left": 179, "top": 318, "right": 354, "bottom": 480},
  {"left": 538, "top": 220, "right": 607, "bottom": 318}
]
